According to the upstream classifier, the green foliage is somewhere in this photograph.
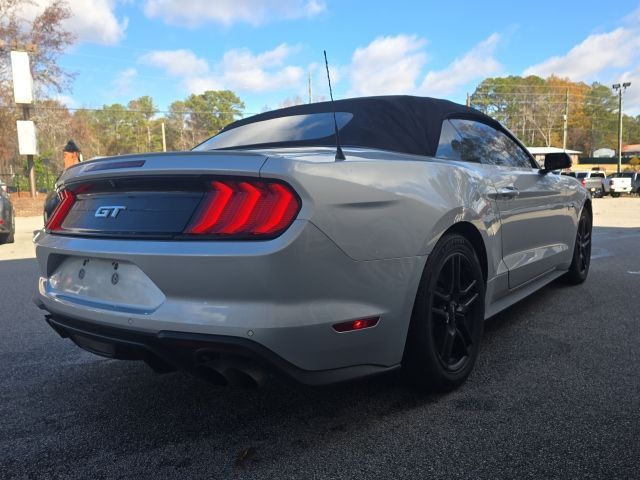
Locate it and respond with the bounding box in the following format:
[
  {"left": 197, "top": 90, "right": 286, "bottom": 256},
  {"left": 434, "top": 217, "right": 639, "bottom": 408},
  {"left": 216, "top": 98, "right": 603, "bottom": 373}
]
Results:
[
  {"left": 49, "top": 90, "right": 246, "bottom": 159},
  {"left": 470, "top": 76, "right": 637, "bottom": 155}
]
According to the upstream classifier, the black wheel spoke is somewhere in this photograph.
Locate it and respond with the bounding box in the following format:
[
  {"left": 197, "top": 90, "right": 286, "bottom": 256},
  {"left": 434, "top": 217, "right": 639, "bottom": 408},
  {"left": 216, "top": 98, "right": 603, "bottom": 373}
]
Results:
[
  {"left": 460, "top": 279, "right": 477, "bottom": 296},
  {"left": 440, "top": 328, "right": 456, "bottom": 362},
  {"left": 452, "top": 255, "right": 462, "bottom": 300},
  {"left": 455, "top": 327, "right": 471, "bottom": 356},
  {"left": 459, "top": 292, "right": 479, "bottom": 313},
  {"left": 433, "top": 289, "right": 451, "bottom": 302},
  {"left": 455, "top": 314, "right": 473, "bottom": 347},
  {"left": 432, "top": 307, "right": 448, "bottom": 319}
]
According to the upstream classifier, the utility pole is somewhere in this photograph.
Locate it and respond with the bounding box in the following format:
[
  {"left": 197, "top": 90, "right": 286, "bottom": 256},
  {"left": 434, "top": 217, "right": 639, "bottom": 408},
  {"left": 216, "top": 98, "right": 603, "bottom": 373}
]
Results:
[
  {"left": 562, "top": 88, "right": 569, "bottom": 151},
  {"left": 612, "top": 82, "right": 631, "bottom": 174},
  {"left": 161, "top": 121, "right": 167, "bottom": 152},
  {"left": 466, "top": 92, "right": 471, "bottom": 107},
  {"left": 308, "top": 71, "right": 312, "bottom": 104},
  {"left": 22, "top": 103, "right": 36, "bottom": 197}
]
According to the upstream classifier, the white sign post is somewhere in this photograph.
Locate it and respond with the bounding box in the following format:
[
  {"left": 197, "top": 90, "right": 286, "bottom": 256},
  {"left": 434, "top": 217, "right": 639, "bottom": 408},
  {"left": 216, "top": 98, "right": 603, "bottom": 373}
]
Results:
[
  {"left": 17, "top": 121, "right": 38, "bottom": 155},
  {"left": 11, "top": 50, "right": 37, "bottom": 197},
  {"left": 10, "top": 51, "right": 34, "bottom": 104}
]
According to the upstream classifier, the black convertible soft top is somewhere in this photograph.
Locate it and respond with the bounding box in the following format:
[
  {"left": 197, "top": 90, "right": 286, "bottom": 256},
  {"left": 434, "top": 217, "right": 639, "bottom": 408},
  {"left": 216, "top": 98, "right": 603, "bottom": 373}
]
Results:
[{"left": 213, "top": 95, "right": 503, "bottom": 157}]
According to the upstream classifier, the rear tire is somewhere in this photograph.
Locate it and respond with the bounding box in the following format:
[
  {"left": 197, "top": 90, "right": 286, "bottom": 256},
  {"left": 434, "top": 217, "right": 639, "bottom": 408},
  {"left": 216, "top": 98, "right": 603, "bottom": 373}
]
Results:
[
  {"left": 561, "top": 207, "right": 591, "bottom": 285},
  {"left": 611, "top": 192, "right": 620, "bottom": 198},
  {"left": 403, "top": 233, "right": 485, "bottom": 393}
]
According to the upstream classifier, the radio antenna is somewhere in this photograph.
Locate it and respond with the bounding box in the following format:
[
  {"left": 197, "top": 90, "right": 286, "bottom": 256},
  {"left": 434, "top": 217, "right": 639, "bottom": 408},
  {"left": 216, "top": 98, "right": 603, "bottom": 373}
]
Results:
[{"left": 323, "top": 50, "right": 345, "bottom": 161}]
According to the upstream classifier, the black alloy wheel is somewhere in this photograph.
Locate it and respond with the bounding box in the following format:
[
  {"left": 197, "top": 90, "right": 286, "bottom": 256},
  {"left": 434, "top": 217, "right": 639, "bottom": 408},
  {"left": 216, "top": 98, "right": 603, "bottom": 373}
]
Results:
[
  {"left": 430, "top": 252, "right": 480, "bottom": 372},
  {"left": 575, "top": 211, "right": 592, "bottom": 275},
  {"left": 403, "top": 233, "right": 485, "bottom": 392},
  {"left": 561, "top": 208, "right": 591, "bottom": 284}
]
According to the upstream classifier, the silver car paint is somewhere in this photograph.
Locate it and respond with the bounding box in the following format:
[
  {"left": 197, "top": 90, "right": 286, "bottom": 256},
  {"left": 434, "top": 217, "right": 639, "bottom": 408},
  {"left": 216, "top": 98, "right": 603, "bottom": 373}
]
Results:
[{"left": 35, "top": 147, "right": 588, "bottom": 372}]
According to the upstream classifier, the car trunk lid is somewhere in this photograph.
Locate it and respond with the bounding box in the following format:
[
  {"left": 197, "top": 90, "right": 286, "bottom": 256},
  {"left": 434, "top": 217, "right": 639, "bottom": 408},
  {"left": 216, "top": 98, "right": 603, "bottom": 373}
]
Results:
[{"left": 48, "top": 151, "right": 300, "bottom": 239}]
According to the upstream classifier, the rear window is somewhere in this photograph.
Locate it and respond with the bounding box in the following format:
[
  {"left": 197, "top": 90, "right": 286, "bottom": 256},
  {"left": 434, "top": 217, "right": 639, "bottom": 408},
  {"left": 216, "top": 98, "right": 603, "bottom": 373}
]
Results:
[
  {"left": 591, "top": 173, "right": 605, "bottom": 178},
  {"left": 576, "top": 173, "right": 588, "bottom": 179},
  {"left": 193, "top": 112, "right": 353, "bottom": 151},
  {"left": 611, "top": 172, "right": 634, "bottom": 178}
]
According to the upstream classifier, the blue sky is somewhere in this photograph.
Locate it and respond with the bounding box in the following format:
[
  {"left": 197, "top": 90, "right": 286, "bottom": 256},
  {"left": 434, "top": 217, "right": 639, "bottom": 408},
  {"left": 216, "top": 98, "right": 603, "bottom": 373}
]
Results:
[{"left": 24, "top": 0, "right": 640, "bottom": 116}]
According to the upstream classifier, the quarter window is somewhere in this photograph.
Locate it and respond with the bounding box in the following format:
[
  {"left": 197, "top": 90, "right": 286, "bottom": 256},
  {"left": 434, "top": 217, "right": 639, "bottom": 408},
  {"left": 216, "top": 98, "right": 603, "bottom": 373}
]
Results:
[
  {"left": 442, "top": 119, "right": 533, "bottom": 168},
  {"left": 435, "top": 120, "right": 467, "bottom": 162}
]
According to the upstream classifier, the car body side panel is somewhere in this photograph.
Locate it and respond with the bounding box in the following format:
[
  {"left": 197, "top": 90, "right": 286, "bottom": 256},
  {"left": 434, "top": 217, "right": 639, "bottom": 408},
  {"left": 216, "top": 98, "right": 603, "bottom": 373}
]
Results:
[
  {"left": 482, "top": 166, "right": 577, "bottom": 288},
  {"left": 259, "top": 150, "right": 503, "bottom": 277}
]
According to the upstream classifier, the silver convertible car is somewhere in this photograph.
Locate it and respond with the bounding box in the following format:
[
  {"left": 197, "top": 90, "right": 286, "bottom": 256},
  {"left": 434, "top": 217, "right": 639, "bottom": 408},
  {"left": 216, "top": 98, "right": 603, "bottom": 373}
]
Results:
[{"left": 35, "top": 96, "right": 591, "bottom": 392}]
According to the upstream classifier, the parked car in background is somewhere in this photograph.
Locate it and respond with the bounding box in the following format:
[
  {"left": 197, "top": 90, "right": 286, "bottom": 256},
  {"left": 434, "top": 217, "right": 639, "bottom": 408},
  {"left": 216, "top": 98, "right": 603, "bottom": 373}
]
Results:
[
  {"left": 0, "top": 185, "right": 15, "bottom": 244},
  {"left": 35, "top": 96, "right": 592, "bottom": 393},
  {"left": 604, "top": 173, "right": 633, "bottom": 197},
  {"left": 606, "top": 172, "right": 639, "bottom": 195},
  {"left": 563, "top": 171, "right": 605, "bottom": 197}
]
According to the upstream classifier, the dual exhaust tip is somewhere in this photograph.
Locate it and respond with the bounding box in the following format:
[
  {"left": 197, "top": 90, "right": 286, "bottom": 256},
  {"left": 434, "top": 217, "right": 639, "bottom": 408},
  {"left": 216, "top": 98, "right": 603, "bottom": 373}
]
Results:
[{"left": 195, "top": 353, "right": 268, "bottom": 389}]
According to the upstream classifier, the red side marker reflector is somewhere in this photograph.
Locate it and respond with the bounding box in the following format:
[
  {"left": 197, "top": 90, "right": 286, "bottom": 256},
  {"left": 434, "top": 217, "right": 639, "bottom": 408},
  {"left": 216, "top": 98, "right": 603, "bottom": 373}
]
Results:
[{"left": 332, "top": 317, "right": 379, "bottom": 333}]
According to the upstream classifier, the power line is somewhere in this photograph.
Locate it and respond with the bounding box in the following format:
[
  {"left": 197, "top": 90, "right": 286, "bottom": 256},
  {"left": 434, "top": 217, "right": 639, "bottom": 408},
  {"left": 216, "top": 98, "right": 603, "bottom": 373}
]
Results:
[{"left": 0, "top": 105, "right": 259, "bottom": 116}]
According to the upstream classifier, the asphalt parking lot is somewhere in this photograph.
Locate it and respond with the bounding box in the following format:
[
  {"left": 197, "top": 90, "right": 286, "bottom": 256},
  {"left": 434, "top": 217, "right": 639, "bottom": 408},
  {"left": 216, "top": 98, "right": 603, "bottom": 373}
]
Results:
[{"left": 1, "top": 198, "right": 639, "bottom": 479}]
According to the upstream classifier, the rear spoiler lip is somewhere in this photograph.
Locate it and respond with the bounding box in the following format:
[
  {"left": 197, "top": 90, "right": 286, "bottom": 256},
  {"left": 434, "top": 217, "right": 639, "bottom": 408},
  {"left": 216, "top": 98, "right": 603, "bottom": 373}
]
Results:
[{"left": 57, "top": 151, "right": 269, "bottom": 187}]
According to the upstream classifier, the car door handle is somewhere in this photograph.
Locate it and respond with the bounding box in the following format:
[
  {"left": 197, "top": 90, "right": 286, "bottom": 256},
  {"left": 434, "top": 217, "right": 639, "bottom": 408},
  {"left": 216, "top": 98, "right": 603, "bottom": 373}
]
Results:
[{"left": 495, "top": 187, "right": 520, "bottom": 199}]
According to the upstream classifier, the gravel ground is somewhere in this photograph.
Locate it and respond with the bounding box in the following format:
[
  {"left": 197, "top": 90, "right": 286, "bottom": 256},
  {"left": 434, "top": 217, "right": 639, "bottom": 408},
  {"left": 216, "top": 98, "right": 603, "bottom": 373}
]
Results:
[{"left": 0, "top": 198, "right": 638, "bottom": 479}]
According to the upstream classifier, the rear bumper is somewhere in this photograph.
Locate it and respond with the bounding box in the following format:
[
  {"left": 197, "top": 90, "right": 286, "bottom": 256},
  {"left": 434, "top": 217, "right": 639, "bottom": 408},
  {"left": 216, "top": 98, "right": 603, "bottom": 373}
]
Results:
[
  {"left": 43, "top": 312, "right": 400, "bottom": 386},
  {"left": 35, "top": 220, "right": 426, "bottom": 375}
]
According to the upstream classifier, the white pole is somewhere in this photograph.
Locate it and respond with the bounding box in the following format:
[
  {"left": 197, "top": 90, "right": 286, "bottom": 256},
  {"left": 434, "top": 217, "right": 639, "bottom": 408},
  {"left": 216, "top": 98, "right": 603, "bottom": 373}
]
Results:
[{"left": 161, "top": 122, "right": 167, "bottom": 152}]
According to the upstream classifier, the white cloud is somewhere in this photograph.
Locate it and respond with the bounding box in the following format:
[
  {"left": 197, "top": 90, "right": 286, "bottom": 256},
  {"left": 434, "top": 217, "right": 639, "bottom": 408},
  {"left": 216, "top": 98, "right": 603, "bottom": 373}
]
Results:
[
  {"left": 52, "top": 94, "right": 76, "bottom": 108},
  {"left": 19, "top": 0, "right": 127, "bottom": 45},
  {"left": 523, "top": 28, "right": 640, "bottom": 80},
  {"left": 618, "top": 68, "right": 640, "bottom": 114},
  {"left": 142, "top": 44, "right": 304, "bottom": 94},
  {"left": 348, "top": 35, "right": 428, "bottom": 96},
  {"left": 216, "top": 45, "right": 303, "bottom": 91},
  {"left": 143, "top": 0, "right": 325, "bottom": 27},
  {"left": 347, "top": 34, "right": 501, "bottom": 97},
  {"left": 113, "top": 68, "right": 137, "bottom": 94},
  {"left": 141, "top": 50, "right": 209, "bottom": 76},
  {"left": 419, "top": 33, "right": 502, "bottom": 96}
]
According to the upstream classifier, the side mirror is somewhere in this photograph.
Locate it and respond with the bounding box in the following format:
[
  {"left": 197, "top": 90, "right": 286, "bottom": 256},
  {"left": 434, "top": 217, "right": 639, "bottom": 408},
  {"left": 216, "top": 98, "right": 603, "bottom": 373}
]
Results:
[{"left": 541, "top": 152, "right": 572, "bottom": 173}]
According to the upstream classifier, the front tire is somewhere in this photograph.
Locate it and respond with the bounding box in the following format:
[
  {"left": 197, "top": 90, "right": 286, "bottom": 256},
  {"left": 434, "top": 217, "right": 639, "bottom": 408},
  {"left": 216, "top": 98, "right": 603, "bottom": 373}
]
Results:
[
  {"left": 403, "top": 234, "right": 485, "bottom": 392},
  {"left": 561, "top": 207, "right": 591, "bottom": 285}
]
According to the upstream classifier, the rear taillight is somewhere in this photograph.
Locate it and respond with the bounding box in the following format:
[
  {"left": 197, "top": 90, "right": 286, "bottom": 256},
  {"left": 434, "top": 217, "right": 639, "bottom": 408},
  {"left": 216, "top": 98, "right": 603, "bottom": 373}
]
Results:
[
  {"left": 184, "top": 179, "right": 300, "bottom": 238},
  {"left": 581, "top": 178, "right": 586, "bottom": 187},
  {"left": 45, "top": 190, "right": 75, "bottom": 231}
]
